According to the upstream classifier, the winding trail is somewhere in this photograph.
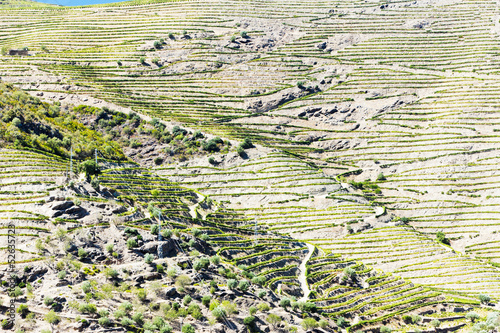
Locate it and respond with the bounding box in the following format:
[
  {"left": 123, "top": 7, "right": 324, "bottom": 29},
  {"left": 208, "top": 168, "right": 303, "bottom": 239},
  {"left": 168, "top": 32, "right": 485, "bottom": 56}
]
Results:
[{"left": 298, "top": 243, "right": 315, "bottom": 302}]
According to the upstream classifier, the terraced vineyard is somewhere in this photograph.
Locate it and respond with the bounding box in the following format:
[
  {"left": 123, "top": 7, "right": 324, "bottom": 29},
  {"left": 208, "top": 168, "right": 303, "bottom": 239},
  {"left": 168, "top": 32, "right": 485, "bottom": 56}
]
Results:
[{"left": 2, "top": 0, "right": 500, "bottom": 331}]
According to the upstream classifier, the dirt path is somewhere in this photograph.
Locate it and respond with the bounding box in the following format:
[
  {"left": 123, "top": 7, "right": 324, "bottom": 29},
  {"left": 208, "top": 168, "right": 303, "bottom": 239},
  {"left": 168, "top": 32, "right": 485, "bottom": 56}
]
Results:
[{"left": 298, "top": 243, "right": 315, "bottom": 302}]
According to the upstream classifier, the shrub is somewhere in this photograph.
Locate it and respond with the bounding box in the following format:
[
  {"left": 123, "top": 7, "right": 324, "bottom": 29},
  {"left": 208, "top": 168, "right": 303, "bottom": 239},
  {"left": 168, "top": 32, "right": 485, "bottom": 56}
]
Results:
[
  {"left": 182, "top": 324, "right": 195, "bottom": 333},
  {"left": 302, "top": 317, "right": 318, "bottom": 330},
  {"left": 251, "top": 276, "right": 266, "bottom": 286},
  {"left": 120, "top": 302, "right": 133, "bottom": 312},
  {"left": 240, "top": 138, "right": 253, "bottom": 149},
  {"left": 57, "top": 270, "right": 67, "bottom": 279},
  {"left": 79, "top": 303, "right": 97, "bottom": 314},
  {"left": 105, "top": 268, "right": 119, "bottom": 279},
  {"left": 380, "top": 326, "right": 392, "bottom": 333},
  {"left": 145, "top": 253, "right": 154, "bottom": 264},
  {"left": 431, "top": 319, "right": 441, "bottom": 328},
  {"left": 258, "top": 302, "right": 270, "bottom": 312},
  {"left": 132, "top": 312, "right": 144, "bottom": 326},
  {"left": 78, "top": 248, "right": 88, "bottom": 258},
  {"left": 154, "top": 40, "right": 162, "bottom": 49},
  {"left": 210, "top": 255, "right": 220, "bottom": 265},
  {"left": 202, "top": 295, "right": 211, "bottom": 307},
  {"left": 176, "top": 275, "right": 192, "bottom": 288},
  {"left": 121, "top": 317, "right": 134, "bottom": 326},
  {"left": 161, "top": 229, "right": 173, "bottom": 238},
  {"left": 127, "top": 238, "right": 137, "bottom": 249},
  {"left": 17, "top": 304, "right": 30, "bottom": 318},
  {"left": 238, "top": 280, "right": 250, "bottom": 292},
  {"left": 402, "top": 314, "right": 412, "bottom": 324},
  {"left": 240, "top": 31, "right": 248, "bottom": 38},
  {"left": 466, "top": 311, "right": 480, "bottom": 321},
  {"left": 257, "top": 289, "right": 266, "bottom": 298},
  {"left": 244, "top": 316, "right": 255, "bottom": 326},
  {"left": 160, "top": 324, "right": 173, "bottom": 333},
  {"left": 183, "top": 295, "right": 192, "bottom": 306},
  {"left": 279, "top": 297, "right": 291, "bottom": 310},
  {"left": 44, "top": 296, "right": 54, "bottom": 306},
  {"left": 267, "top": 313, "right": 281, "bottom": 326},
  {"left": 227, "top": 279, "right": 238, "bottom": 289},
  {"left": 212, "top": 305, "right": 227, "bottom": 321},
  {"left": 336, "top": 316, "right": 348, "bottom": 328},
  {"left": 98, "top": 317, "right": 111, "bottom": 327},
  {"left": 237, "top": 146, "right": 245, "bottom": 157},
  {"left": 1, "top": 319, "right": 13, "bottom": 330},
  {"left": 377, "top": 172, "right": 386, "bottom": 181},
  {"left": 45, "top": 310, "right": 60, "bottom": 324},
  {"left": 82, "top": 281, "right": 92, "bottom": 293},
  {"left": 156, "top": 264, "right": 164, "bottom": 274},
  {"left": 319, "top": 319, "right": 328, "bottom": 328},
  {"left": 140, "top": 57, "right": 146, "bottom": 65},
  {"left": 436, "top": 231, "right": 450, "bottom": 245},
  {"left": 208, "top": 157, "right": 216, "bottom": 165},
  {"left": 249, "top": 306, "right": 257, "bottom": 315},
  {"left": 479, "top": 294, "right": 491, "bottom": 303},
  {"left": 136, "top": 288, "right": 147, "bottom": 301},
  {"left": 105, "top": 243, "right": 114, "bottom": 253}
]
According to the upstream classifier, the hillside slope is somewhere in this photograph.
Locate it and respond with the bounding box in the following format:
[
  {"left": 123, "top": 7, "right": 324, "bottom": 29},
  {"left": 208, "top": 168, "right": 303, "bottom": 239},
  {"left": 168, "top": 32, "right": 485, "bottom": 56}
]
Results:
[{"left": 1, "top": 0, "right": 500, "bottom": 331}]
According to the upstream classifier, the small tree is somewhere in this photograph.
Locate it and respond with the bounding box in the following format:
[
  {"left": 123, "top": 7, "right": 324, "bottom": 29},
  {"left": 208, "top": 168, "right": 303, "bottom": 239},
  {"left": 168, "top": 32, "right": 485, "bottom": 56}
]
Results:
[
  {"left": 479, "top": 294, "right": 491, "bottom": 303},
  {"left": 466, "top": 311, "right": 480, "bottom": 322},
  {"left": 78, "top": 160, "right": 99, "bottom": 180},
  {"left": 436, "top": 231, "right": 450, "bottom": 245},
  {"left": 431, "top": 319, "right": 441, "bottom": 328}
]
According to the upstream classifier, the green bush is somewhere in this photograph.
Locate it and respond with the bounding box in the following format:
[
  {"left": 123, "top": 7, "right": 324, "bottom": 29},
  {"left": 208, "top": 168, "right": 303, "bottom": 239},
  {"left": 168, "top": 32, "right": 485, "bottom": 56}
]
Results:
[
  {"left": 78, "top": 160, "right": 99, "bottom": 180},
  {"left": 267, "top": 313, "right": 281, "bottom": 326},
  {"left": 279, "top": 297, "right": 291, "bottom": 310},
  {"left": 17, "top": 304, "right": 30, "bottom": 318},
  {"left": 244, "top": 316, "right": 255, "bottom": 326},
  {"left": 212, "top": 305, "right": 227, "bottom": 321},
  {"left": 238, "top": 280, "right": 250, "bottom": 292},
  {"left": 44, "top": 296, "right": 54, "bottom": 306},
  {"left": 202, "top": 295, "right": 211, "bottom": 307},
  {"left": 183, "top": 295, "right": 192, "bottom": 306},
  {"left": 210, "top": 255, "right": 220, "bottom": 265},
  {"left": 227, "top": 279, "right": 238, "bottom": 289},
  {"left": 45, "top": 310, "right": 60, "bottom": 324},
  {"left": 302, "top": 317, "right": 318, "bottom": 330},
  {"left": 132, "top": 312, "right": 144, "bottom": 326},
  {"left": 98, "top": 317, "right": 111, "bottom": 327},
  {"left": 436, "top": 231, "right": 450, "bottom": 245},
  {"left": 380, "top": 326, "right": 392, "bottom": 333},
  {"left": 78, "top": 248, "right": 88, "bottom": 259},
  {"left": 257, "top": 289, "right": 266, "bottom": 298},
  {"left": 127, "top": 238, "right": 137, "bottom": 249},
  {"left": 182, "top": 324, "right": 195, "bottom": 333},
  {"left": 431, "top": 319, "right": 441, "bottom": 328},
  {"left": 161, "top": 229, "right": 173, "bottom": 238},
  {"left": 145, "top": 253, "right": 154, "bottom": 264},
  {"left": 105, "top": 243, "right": 114, "bottom": 253},
  {"left": 336, "top": 316, "right": 348, "bottom": 328},
  {"left": 466, "top": 311, "right": 480, "bottom": 321},
  {"left": 156, "top": 264, "right": 165, "bottom": 274},
  {"left": 479, "top": 294, "right": 491, "bottom": 303}
]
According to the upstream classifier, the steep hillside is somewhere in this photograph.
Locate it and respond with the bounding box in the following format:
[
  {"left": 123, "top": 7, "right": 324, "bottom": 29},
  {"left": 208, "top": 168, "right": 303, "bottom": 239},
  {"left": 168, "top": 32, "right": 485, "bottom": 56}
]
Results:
[{"left": 1, "top": 0, "right": 500, "bottom": 332}]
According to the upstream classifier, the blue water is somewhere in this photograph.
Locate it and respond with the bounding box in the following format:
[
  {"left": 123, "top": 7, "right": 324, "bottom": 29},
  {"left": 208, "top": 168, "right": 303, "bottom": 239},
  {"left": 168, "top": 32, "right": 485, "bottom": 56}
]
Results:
[{"left": 35, "top": 0, "right": 125, "bottom": 6}]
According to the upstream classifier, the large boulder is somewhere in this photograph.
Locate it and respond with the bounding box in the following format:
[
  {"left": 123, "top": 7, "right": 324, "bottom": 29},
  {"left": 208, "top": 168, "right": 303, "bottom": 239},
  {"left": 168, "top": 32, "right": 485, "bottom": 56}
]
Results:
[{"left": 139, "top": 239, "right": 177, "bottom": 257}]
